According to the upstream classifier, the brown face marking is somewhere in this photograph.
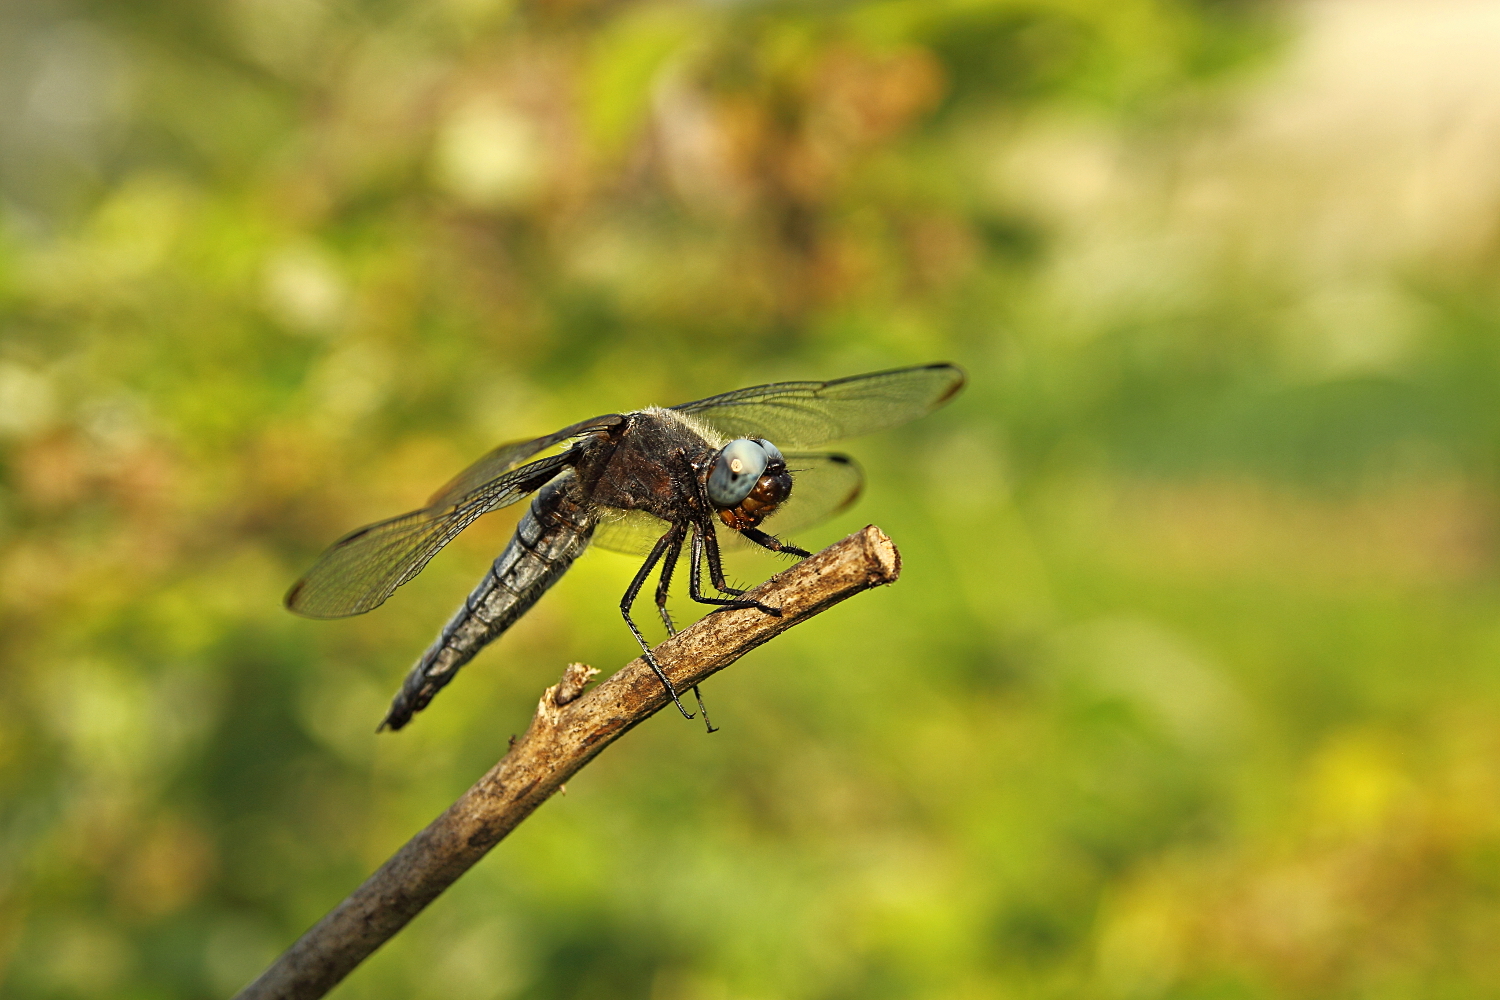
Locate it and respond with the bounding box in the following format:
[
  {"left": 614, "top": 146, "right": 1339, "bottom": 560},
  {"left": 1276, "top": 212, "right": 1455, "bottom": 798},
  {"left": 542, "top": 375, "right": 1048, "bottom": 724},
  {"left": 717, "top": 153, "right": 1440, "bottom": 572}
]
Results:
[{"left": 717, "top": 471, "right": 792, "bottom": 531}]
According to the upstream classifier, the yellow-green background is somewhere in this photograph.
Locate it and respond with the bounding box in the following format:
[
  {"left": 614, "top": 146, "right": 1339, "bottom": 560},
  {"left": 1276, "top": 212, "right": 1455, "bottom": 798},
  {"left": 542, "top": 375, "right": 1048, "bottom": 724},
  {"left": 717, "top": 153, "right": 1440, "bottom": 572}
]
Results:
[{"left": 5, "top": 0, "right": 1500, "bottom": 997}]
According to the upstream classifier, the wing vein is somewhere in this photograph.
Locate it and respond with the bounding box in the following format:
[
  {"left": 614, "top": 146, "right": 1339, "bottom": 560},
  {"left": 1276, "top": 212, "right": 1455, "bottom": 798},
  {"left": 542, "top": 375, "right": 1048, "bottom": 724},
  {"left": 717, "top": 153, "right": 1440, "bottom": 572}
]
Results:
[{"left": 285, "top": 450, "right": 577, "bottom": 618}]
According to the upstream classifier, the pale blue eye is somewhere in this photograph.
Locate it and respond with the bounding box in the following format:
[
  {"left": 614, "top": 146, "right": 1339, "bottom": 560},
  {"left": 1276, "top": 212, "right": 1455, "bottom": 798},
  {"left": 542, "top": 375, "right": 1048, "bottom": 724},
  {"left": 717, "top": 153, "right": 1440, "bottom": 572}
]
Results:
[
  {"left": 752, "top": 438, "right": 784, "bottom": 465},
  {"left": 708, "top": 439, "right": 768, "bottom": 508}
]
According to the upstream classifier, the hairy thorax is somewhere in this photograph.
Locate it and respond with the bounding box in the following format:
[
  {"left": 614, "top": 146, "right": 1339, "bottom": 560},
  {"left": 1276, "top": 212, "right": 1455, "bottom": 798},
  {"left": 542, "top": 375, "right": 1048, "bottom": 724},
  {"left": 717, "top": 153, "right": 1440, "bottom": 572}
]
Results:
[{"left": 581, "top": 408, "right": 718, "bottom": 521}]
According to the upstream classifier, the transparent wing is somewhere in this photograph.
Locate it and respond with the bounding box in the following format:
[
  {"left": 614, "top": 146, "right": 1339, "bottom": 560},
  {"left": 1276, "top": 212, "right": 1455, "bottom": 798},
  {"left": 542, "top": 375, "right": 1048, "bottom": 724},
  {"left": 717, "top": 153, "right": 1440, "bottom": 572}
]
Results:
[
  {"left": 286, "top": 451, "right": 577, "bottom": 619},
  {"left": 426, "top": 414, "right": 622, "bottom": 509},
  {"left": 589, "top": 452, "right": 863, "bottom": 557},
  {"left": 672, "top": 363, "right": 964, "bottom": 447},
  {"left": 591, "top": 508, "right": 676, "bottom": 557},
  {"left": 760, "top": 452, "right": 864, "bottom": 537}
]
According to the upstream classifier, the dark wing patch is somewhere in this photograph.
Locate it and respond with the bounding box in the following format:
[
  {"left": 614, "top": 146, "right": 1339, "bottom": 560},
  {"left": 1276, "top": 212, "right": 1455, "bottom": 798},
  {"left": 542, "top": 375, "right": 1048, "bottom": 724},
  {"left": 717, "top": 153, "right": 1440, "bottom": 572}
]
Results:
[
  {"left": 286, "top": 451, "right": 576, "bottom": 619},
  {"left": 672, "top": 363, "right": 964, "bottom": 447},
  {"left": 427, "top": 414, "right": 623, "bottom": 509}
]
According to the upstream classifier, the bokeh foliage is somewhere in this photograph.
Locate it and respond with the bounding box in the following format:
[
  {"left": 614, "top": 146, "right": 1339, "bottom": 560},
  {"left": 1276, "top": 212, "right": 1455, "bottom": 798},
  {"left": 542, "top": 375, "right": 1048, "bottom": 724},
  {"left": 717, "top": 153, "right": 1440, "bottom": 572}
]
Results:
[{"left": 5, "top": 0, "right": 1500, "bottom": 997}]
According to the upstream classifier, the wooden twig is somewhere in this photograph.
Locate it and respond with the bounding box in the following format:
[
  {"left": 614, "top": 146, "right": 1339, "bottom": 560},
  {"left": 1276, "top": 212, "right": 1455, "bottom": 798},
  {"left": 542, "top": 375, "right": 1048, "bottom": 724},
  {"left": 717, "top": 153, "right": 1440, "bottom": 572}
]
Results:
[{"left": 235, "top": 525, "right": 902, "bottom": 1000}]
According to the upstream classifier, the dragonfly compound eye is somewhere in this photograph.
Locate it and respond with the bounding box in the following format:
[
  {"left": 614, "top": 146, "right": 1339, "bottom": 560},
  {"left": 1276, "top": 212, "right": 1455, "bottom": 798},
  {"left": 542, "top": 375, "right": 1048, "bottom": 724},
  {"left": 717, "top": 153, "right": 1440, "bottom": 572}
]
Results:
[
  {"left": 750, "top": 438, "right": 785, "bottom": 467},
  {"left": 708, "top": 438, "right": 769, "bottom": 508}
]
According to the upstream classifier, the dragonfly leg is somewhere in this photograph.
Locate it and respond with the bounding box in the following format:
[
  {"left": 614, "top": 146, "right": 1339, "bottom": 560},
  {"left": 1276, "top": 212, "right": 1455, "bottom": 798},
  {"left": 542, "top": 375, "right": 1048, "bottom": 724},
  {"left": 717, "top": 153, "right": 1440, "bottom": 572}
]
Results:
[
  {"left": 621, "top": 528, "right": 695, "bottom": 720},
  {"left": 739, "top": 527, "right": 812, "bottom": 559},
  {"left": 657, "top": 521, "right": 718, "bottom": 732},
  {"left": 692, "top": 684, "right": 717, "bottom": 734},
  {"left": 700, "top": 525, "right": 744, "bottom": 596},
  {"left": 654, "top": 522, "right": 685, "bottom": 635},
  {"left": 688, "top": 524, "right": 781, "bottom": 618}
]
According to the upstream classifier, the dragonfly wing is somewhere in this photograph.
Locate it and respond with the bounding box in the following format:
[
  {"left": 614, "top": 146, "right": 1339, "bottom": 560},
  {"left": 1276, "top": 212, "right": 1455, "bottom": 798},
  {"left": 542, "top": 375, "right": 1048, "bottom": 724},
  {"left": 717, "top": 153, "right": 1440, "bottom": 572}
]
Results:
[
  {"left": 591, "top": 508, "right": 676, "bottom": 557},
  {"left": 286, "top": 450, "right": 577, "bottom": 618},
  {"left": 427, "top": 414, "right": 623, "bottom": 508},
  {"left": 672, "top": 363, "right": 964, "bottom": 447},
  {"left": 762, "top": 452, "right": 864, "bottom": 537}
]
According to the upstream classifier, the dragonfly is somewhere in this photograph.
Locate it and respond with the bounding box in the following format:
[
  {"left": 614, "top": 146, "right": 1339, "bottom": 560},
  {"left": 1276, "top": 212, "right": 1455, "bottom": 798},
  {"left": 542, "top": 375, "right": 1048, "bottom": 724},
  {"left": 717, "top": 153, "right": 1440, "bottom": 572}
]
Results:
[{"left": 286, "top": 363, "right": 965, "bottom": 732}]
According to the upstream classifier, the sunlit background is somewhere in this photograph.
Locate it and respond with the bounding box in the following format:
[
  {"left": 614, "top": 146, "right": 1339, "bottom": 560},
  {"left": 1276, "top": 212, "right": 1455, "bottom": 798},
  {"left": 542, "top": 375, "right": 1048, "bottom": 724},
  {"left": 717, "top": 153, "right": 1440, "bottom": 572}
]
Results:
[{"left": 5, "top": 0, "right": 1500, "bottom": 996}]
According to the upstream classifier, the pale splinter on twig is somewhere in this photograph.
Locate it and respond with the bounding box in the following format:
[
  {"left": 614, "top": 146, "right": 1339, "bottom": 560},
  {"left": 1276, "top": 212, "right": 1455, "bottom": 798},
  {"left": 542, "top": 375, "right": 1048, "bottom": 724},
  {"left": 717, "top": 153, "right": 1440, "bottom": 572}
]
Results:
[{"left": 236, "top": 525, "right": 902, "bottom": 1000}]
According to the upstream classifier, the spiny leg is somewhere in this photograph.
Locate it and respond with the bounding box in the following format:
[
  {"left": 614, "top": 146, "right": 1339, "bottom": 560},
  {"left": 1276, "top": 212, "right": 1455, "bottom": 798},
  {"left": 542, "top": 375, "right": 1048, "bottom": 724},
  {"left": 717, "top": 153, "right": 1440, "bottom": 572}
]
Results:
[
  {"left": 689, "top": 475, "right": 753, "bottom": 599},
  {"left": 699, "top": 518, "right": 745, "bottom": 596},
  {"left": 689, "top": 524, "right": 781, "bottom": 618},
  {"left": 621, "top": 527, "right": 695, "bottom": 720},
  {"left": 654, "top": 523, "right": 685, "bottom": 634},
  {"left": 739, "top": 527, "right": 812, "bottom": 559},
  {"left": 653, "top": 524, "right": 716, "bottom": 732},
  {"left": 689, "top": 684, "right": 717, "bottom": 734}
]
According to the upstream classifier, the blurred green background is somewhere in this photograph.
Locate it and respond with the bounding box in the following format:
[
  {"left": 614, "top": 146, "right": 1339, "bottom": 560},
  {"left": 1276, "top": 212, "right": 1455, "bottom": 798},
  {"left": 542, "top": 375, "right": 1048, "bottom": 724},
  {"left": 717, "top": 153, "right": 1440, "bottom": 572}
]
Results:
[{"left": 6, "top": 0, "right": 1500, "bottom": 996}]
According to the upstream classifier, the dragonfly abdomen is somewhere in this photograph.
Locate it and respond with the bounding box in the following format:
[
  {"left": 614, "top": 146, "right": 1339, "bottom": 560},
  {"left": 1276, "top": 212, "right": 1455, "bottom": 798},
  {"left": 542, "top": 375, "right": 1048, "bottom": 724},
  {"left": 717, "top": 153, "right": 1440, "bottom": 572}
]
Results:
[{"left": 379, "top": 473, "right": 594, "bottom": 731}]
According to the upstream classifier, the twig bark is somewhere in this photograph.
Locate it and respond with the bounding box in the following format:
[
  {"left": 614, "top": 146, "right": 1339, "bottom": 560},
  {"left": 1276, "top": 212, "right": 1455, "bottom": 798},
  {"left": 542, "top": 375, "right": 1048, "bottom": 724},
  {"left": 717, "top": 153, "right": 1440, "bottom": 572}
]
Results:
[{"left": 235, "top": 525, "right": 901, "bottom": 1000}]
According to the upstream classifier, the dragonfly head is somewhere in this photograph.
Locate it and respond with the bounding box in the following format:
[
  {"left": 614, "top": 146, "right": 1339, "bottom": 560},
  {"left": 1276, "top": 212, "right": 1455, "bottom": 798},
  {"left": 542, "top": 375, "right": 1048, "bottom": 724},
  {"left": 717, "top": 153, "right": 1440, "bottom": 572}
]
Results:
[{"left": 708, "top": 438, "right": 792, "bottom": 530}]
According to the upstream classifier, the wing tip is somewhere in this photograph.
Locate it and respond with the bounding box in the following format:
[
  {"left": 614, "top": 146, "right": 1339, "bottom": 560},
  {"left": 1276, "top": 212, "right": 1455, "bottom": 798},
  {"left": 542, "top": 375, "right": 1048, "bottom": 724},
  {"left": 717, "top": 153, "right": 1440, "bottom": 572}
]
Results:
[
  {"left": 283, "top": 579, "right": 310, "bottom": 615},
  {"left": 284, "top": 578, "right": 339, "bottom": 619},
  {"left": 836, "top": 453, "right": 864, "bottom": 512},
  {"left": 928, "top": 362, "right": 967, "bottom": 405},
  {"left": 283, "top": 579, "right": 380, "bottom": 619}
]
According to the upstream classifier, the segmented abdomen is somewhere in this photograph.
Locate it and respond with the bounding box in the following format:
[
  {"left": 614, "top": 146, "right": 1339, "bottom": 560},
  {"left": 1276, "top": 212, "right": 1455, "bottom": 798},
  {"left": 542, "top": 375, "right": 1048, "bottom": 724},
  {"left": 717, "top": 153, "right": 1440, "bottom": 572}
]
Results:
[{"left": 380, "top": 472, "right": 593, "bottom": 731}]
